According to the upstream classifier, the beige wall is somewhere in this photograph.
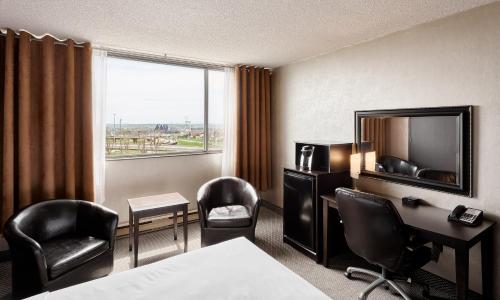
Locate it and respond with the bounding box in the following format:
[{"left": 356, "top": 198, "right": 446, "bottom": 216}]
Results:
[
  {"left": 266, "top": 3, "right": 500, "bottom": 296},
  {"left": 104, "top": 153, "right": 222, "bottom": 226},
  {"left": 386, "top": 117, "right": 409, "bottom": 160}
]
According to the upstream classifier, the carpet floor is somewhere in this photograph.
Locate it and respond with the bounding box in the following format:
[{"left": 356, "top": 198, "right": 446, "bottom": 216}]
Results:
[{"left": 0, "top": 208, "right": 480, "bottom": 299}]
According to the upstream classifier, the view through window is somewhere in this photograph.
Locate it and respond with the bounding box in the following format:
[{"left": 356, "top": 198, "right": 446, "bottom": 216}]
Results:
[{"left": 106, "top": 56, "right": 224, "bottom": 158}]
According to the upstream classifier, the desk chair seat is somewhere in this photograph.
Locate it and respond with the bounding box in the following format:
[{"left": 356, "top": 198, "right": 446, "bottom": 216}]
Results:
[{"left": 336, "top": 188, "right": 437, "bottom": 300}]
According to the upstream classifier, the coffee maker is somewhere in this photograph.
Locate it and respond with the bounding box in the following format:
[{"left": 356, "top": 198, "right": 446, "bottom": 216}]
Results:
[{"left": 299, "top": 145, "right": 314, "bottom": 171}]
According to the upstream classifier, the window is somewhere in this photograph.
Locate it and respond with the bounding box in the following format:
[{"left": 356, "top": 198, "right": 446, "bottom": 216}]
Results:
[
  {"left": 105, "top": 56, "right": 224, "bottom": 158},
  {"left": 208, "top": 70, "right": 224, "bottom": 151}
]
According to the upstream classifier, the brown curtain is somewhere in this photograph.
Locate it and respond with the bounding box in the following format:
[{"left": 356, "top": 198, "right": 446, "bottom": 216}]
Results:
[
  {"left": 362, "top": 117, "right": 386, "bottom": 158},
  {"left": 235, "top": 66, "right": 271, "bottom": 191},
  {"left": 0, "top": 29, "right": 94, "bottom": 230}
]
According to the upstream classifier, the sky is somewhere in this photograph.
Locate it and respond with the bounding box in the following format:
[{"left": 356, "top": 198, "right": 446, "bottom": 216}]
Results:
[{"left": 106, "top": 57, "right": 224, "bottom": 125}]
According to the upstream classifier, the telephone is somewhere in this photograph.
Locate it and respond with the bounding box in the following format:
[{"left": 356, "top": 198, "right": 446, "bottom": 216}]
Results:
[{"left": 448, "top": 205, "right": 483, "bottom": 226}]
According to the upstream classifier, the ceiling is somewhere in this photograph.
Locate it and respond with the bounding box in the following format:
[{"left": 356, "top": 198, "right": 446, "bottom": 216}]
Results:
[{"left": 0, "top": 0, "right": 496, "bottom": 68}]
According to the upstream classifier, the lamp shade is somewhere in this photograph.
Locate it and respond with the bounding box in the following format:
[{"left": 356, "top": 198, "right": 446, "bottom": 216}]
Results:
[
  {"left": 365, "top": 151, "right": 377, "bottom": 172},
  {"left": 350, "top": 153, "right": 361, "bottom": 179}
]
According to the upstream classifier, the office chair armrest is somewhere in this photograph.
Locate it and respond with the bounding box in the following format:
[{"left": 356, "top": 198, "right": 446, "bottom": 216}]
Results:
[
  {"left": 430, "top": 242, "right": 443, "bottom": 262},
  {"left": 408, "top": 234, "right": 442, "bottom": 262},
  {"left": 408, "top": 234, "right": 429, "bottom": 248}
]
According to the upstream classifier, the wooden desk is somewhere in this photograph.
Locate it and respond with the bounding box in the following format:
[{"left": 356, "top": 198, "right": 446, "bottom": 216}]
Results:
[
  {"left": 128, "top": 192, "right": 189, "bottom": 267},
  {"left": 321, "top": 193, "right": 496, "bottom": 300}
]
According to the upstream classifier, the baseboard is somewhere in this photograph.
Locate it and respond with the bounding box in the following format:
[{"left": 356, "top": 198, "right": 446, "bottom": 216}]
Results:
[
  {"left": 116, "top": 200, "right": 282, "bottom": 238},
  {"left": 261, "top": 199, "right": 283, "bottom": 215},
  {"left": 0, "top": 212, "right": 200, "bottom": 257},
  {"left": 0, "top": 202, "right": 281, "bottom": 248}
]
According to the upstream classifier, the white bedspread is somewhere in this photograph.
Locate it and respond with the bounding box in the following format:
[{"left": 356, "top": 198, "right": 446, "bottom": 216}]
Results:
[{"left": 28, "top": 237, "right": 330, "bottom": 300}]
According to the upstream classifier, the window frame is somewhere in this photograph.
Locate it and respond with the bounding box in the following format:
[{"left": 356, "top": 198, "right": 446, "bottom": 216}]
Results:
[{"left": 105, "top": 51, "right": 225, "bottom": 161}]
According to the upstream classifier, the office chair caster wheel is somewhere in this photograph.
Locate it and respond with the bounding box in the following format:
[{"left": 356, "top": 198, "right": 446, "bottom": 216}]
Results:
[{"left": 344, "top": 272, "right": 352, "bottom": 279}]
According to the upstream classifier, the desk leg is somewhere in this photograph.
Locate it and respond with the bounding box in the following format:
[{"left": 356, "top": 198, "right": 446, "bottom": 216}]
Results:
[
  {"left": 322, "top": 199, "right": 329, "bottom": 267},
  {"left": 129, "top": 207, "right": 133, "bottom": 251},
  {"left": 455, "top": 247, "right": 469, "bottom": 300},
  {"left": 481, "top": 230, "right": 493, "bottom": 300},
  {"left": 183, "top": 205, "right": 188, "bottom": 253},
  {"left": 134, "top": 215, "right": 139, "bottom": 268},
  {"left": 173, "top": 211, "right": 178, "bottom": 241}
]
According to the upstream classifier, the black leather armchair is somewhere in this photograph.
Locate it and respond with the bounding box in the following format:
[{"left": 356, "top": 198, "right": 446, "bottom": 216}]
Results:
[
  {"left": 4, "top": 200, "right": 118, "bottom": 299},
  {"left": 197, "top": 177, "right": 260, "bottom": 247},
  {"left": 376, "top": 155, "right": 419, "bottom": 177},
  {"left": 336, "top": 188, "right": 436, "bottom": 300}
]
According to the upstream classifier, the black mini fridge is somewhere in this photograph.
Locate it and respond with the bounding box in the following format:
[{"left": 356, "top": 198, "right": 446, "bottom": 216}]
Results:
[
  {"left": 283, "top": 141, "right": 352, "bottom": 263},
  {"left": 283, "top": 171, "right": 316, "bottom": 253}
]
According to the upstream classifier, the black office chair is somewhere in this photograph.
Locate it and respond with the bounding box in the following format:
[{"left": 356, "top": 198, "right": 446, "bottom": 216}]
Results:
[
  {"left": 376, "top": 156, "right": 419, "bottom": 177},
  {"left": 335, "top": 188, "right": 435, "bottom": 300},
  {"left": 197, "top": 177, "right": 260, "bottom": 247}
]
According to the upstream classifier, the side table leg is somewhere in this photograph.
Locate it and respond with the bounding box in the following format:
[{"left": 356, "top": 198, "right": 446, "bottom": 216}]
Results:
[
  {"left": 134, "top": 215, "right": 139, "bottom": 267},
  {"left": 183, "top": 205, "right": 188, "bottom": 253},
  {"left": 129, "top": 207, "right": 133, "bottom": 251},
  {"left": 173, "top": 211, "right": 178, "bottom": 240}
]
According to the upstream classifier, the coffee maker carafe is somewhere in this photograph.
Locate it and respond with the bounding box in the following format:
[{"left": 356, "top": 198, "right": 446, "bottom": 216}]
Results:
[{"left": 299, "top": 145, "right": 314, "bottom": 171}]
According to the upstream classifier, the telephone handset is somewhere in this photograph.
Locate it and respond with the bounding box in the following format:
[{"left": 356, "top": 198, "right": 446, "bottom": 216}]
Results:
[{"left": 448, "top": 205, "right": 483, "bottom": 226}]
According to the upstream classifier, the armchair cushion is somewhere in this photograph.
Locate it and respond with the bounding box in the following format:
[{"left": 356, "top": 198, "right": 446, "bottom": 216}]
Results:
[
  {"left": 41, "top": 236, "right": 109, "bottom": 279},
  {"left": 207, "top": 205, "right": 252, "bottom": 228}
]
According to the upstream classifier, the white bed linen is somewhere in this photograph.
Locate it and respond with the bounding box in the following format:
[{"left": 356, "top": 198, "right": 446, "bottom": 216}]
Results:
[{"left": 28, "top": 237, "right": 330, "bottom": 300}]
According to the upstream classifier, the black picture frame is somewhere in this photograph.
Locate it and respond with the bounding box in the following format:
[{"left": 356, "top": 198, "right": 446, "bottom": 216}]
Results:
[{"left": 354, "top": 106, "right": 473, "bottom": 197}]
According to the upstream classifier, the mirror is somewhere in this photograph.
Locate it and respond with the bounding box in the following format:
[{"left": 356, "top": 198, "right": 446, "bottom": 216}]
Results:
[{"left": 355, "top": 106, "right": 472, "bottom": 196}]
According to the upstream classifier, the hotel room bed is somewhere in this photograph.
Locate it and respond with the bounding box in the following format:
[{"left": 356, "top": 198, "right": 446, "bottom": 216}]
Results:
[{"left": 28, "top": 237, "right": 330, "bottom": 300}]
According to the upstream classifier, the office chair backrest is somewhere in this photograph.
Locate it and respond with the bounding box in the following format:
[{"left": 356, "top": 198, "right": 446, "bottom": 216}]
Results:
[
  {"left": 416, "top": 168, "right": 456, "bottom": 184},
  {"left": 378, "top": 156, "right": 419, "bottom": 177},
  {"left": 335, "top": 188, "right": 409, "bottom": 272}
]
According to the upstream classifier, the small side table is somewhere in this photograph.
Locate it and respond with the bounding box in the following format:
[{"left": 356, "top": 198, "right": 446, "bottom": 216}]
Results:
[{"left": 128, "top": 192, "right": 189, "bottom": 267}]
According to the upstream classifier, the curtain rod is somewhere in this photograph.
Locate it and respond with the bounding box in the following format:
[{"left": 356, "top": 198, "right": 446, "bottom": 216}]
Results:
[{"left": 94, "top": 46, "right": 234, "bottom": 70}]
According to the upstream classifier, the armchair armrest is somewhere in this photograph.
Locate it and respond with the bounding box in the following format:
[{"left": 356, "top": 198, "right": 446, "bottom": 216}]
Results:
[
  {"left": 4, "top": 222, "right": 49, "bottom": 285},
  {"left": 250, "top": 198, "right": 261, "bottom": 227},
  {"left": 197, "top": 183, "right": 213, "bottom": 228},
  {"left": 197, "top": 201, "right": 209, "bottom": 228},
  {"left": 76, "top": 202, "right": 119, "bottom": 249}
]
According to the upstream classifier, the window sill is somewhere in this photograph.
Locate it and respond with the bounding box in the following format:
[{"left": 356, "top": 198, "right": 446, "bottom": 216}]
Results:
[{"left": 105, "top": 150, "right": 223, "bottom": 161}]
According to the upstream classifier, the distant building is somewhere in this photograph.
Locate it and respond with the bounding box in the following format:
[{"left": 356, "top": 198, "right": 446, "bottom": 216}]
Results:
[{"left": 155, "top": 124, "right": 169, "bottom": 133}]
